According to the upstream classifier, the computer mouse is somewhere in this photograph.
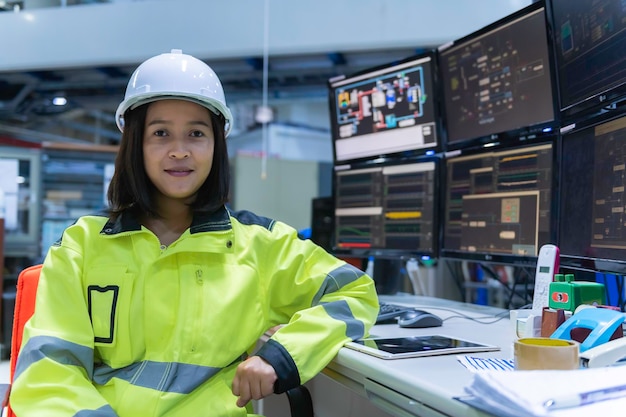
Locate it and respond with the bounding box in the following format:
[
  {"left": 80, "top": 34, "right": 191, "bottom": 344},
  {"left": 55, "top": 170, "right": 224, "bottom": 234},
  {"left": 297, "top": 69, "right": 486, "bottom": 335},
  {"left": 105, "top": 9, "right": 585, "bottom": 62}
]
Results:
[{"left": 398, "top": 309, "right": 443, "bottom": 328}]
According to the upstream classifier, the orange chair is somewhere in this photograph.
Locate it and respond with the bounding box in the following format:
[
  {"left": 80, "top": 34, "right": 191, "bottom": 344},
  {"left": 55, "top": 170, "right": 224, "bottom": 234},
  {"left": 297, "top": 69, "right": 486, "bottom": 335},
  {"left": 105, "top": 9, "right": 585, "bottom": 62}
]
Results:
[
  {"left": 1, "top": 264, "right": 42, "bottom": 416},
  {"left": 0, "top": 264, "right": 313, "bottom": 417}
]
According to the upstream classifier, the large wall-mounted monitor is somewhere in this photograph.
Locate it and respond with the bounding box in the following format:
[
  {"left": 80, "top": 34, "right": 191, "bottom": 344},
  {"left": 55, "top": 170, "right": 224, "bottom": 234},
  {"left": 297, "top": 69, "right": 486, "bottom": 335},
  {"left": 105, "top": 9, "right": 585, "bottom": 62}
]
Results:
[
  {"left": 548, "top": 0, "right": 626, "bottom": 122},
  {"left": 439, "top": 2, "right": 558, "bottom": 151},
  {"left": 559, "top": 112, "right": 626, "bottom": 274},
  {"left": 328, "top": 51, "right": 442, "bottom": 163},
  {"left": 333, "top": 156, "right": 440, "bottom": 259},
  {"left": 441, "top": 141, "right": 556, "bottom": 265}
]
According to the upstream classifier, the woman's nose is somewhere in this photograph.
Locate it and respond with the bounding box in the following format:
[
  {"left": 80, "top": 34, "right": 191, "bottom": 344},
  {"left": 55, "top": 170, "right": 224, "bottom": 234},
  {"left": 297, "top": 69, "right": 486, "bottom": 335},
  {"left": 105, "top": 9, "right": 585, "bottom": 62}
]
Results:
[{"left": 169, "top": 140, "right": 190, "bottom": 159}]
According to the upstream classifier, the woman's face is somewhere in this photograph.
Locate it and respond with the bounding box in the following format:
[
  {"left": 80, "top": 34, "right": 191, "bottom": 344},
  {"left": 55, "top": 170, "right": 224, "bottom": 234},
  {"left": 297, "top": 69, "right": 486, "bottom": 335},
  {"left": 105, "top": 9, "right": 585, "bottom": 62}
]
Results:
[{"left": 143, "top": 99, "right": 214, "bottom": 205}]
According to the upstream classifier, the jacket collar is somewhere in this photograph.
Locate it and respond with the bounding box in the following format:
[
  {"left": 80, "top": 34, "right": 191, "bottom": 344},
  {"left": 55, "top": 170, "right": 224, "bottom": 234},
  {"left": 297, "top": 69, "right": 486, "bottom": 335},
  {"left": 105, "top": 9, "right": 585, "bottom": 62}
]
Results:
[{"left": 100, "top": 205, "right": 233, "bottom": 236}]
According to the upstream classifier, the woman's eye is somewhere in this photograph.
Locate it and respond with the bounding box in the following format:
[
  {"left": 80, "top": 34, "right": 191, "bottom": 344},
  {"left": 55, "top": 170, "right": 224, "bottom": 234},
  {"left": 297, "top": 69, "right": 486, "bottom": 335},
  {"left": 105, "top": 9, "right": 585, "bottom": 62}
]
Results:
[
  {"left": 190, "top": 130, "right": 205, "bottom": 137},
  {"left": 153, "top": 129, "right": 168, "bottom": 137}
]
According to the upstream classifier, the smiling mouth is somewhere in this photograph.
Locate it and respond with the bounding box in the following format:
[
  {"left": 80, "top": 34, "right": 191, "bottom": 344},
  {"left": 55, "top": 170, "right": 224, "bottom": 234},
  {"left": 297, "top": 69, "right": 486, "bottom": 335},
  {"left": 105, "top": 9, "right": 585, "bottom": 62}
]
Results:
[{"left": 165, "top": 169, "right": 193, "bottom": 176}]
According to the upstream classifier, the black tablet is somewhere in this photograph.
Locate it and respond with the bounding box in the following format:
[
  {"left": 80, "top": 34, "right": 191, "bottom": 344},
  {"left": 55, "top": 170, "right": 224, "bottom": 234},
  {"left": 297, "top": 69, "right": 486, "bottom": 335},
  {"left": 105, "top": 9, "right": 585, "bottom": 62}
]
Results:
[{"left": 346, "top": 335, "right": 500, "bottom": 360}]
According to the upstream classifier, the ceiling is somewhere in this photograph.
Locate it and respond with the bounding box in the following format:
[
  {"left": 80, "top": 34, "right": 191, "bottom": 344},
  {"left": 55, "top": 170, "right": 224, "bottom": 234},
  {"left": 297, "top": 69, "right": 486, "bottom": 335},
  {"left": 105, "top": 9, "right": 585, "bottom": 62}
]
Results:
[{"left": 0, "top": 47, "right": 423, "bottom": 145}]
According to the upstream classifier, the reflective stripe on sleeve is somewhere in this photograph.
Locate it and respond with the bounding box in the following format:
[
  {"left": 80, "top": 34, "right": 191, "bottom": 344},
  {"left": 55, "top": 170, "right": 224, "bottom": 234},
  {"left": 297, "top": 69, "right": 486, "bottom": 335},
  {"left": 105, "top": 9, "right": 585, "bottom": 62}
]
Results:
[
  {"left": 311, "top": 263, "right": 364, "bottom": 306},
  {"left": 322, "top": 300, "right": 365, "bottom": 340},
  {"left": 310, "top": 264, "right": 367, "bottom": 339},
  {"left": 14, "top": 335, "right": 94, "bottom": 382},
  {"left": 74, "top": 404, "right": 118, "bottom": 417}
]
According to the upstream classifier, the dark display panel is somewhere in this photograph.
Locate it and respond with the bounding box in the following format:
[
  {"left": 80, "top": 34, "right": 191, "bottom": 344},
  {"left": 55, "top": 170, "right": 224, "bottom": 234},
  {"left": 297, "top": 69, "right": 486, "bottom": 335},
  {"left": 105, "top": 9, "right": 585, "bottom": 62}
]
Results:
[
  {"left": 559, "top": 113, "right": 626, "bottom": 274},
  {"left": 333, "top": 157, "right": 439, "bottom": 258},
  {"left": 549, "top": 0, "right": 626, "bottom": 120},
  {"left": 328, "top": 52, "right": 441, "bottom": 163},
  {"left": 442, "top": 142, "right": 555, "bottom": 265},
  {"left": 439, "top": 2, "right": 557, "bottom": 150}
]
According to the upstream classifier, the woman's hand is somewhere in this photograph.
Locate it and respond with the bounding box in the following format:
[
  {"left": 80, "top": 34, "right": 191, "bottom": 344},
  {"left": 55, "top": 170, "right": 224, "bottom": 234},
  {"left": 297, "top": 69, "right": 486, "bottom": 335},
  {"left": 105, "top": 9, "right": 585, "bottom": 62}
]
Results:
[{"left": 232, "top": 356, "right": 278, "bottom": 407}]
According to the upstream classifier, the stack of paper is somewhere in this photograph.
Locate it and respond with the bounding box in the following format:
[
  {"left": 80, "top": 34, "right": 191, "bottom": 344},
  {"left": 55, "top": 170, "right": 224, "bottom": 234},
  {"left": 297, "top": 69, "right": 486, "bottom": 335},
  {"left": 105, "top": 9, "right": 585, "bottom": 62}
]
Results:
[{"left": 459, "top": 366, "right": 626, "bottom": 417}]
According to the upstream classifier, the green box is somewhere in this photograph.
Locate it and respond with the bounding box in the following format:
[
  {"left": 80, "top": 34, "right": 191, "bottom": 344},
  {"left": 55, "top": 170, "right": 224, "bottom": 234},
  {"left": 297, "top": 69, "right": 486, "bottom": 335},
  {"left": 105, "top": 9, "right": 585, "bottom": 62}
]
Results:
[{"left": 548, "top": 276, "right": 606, "bottom": 312}]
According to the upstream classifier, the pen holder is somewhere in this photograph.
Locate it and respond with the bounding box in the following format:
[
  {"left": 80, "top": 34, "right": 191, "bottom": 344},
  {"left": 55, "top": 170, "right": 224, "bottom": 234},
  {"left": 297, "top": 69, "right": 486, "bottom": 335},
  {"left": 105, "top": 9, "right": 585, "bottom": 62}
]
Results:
[{"left": 541, "top": 307, "right": 566, "bottom": 337}]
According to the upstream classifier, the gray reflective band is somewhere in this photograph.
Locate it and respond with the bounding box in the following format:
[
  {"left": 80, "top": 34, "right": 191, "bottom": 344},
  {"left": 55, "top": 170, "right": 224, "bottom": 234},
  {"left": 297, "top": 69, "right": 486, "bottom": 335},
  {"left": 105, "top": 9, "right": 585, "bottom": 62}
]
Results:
[
  {"left": 312, "top": 263, "right": 364, "bottom": 306},
  {"left": 74, "top": 404, "right": 118, "bottom": 417},
  {"left": 14, "top": 335, "right": 94, "bottom": 382},
  {"left": 17, "top": 334, "right": 245, "bottom": 395},
  {"left": 323, "top": 300, "right": 365, "bottom": 340},
  {"left": 94, "top": 360, "right": 224, "bottom": 394}
]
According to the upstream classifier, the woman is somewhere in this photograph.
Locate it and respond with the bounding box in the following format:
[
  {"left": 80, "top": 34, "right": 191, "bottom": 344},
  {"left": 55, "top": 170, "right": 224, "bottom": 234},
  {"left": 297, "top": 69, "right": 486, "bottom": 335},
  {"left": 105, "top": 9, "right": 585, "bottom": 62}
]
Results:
[{"left": 9, "top": 49, "right": 378, "bottom": 416}]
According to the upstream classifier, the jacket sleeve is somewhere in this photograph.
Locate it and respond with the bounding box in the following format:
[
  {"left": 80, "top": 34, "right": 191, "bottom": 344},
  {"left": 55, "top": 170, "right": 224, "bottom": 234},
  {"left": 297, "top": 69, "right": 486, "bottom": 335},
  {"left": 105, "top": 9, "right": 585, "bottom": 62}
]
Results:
[
  {"left": 9, "top": 228, "right": 118, "bottom": 416},
  {"left": 254, "top": 220, "right": 379, "bottom": 392}
]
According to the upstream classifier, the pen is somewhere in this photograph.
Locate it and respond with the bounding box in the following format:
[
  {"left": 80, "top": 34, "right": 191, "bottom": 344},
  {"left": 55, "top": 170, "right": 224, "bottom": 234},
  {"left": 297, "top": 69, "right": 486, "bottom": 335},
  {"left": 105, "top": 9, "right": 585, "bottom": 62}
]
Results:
[{"left": 543, "top": 383, "right": 626, "bottom": 410}]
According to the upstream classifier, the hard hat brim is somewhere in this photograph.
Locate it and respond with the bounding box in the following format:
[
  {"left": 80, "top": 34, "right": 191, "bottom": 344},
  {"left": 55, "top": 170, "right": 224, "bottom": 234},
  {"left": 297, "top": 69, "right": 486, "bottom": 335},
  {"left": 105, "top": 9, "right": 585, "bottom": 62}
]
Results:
[{"left": 115, "top": 93, "right": 233, "bottom": 137}]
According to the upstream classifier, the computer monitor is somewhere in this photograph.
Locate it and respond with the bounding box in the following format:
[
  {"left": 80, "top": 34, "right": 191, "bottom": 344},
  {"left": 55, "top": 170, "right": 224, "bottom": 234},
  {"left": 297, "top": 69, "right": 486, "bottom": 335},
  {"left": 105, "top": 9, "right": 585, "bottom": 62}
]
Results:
[
  {"left": 332, "top": 156, "right": 440, "bottom": 259},
  {"left": 439, "top": 1, "right": 558, "bottom": 151},
  {"left": 559, "top": 112, "right": 626, "bottom": 274},
  {"left": 328, "top": 51, "right": 442, "bottom": 163},
  {"left": 441, "top": 141, "right": 556, "bottom": 265},
  {"left": 547, "top": 0, "right": 626, "bottom": 122}
]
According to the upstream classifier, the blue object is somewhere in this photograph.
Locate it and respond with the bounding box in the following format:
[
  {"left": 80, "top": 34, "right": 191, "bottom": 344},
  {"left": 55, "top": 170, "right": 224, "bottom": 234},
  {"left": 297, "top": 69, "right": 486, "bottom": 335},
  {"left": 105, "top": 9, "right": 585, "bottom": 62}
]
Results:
[
  {"left": 550, "top": 308, "right": 626, "bottom": 353},
  {"left": 298, "top": 228, "right": 312, "bottom": 239},
  {"left": 475, "top": 264, "right": 488, "bottom": 305}
]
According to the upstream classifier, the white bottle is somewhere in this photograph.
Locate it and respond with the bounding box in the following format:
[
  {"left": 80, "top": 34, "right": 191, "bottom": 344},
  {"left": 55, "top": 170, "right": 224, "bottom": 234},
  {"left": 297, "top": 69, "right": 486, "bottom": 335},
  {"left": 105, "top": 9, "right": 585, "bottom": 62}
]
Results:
[{"left": 365, "top": 256, "right": 375, "bottom": 278}]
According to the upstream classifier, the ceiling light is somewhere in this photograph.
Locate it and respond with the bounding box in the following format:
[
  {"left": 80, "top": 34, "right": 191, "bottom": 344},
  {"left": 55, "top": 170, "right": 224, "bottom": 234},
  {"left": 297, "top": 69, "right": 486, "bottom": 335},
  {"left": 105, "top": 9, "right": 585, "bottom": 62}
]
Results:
[{"left": 52, "top": 96, "right": 67, "bottom": 106}]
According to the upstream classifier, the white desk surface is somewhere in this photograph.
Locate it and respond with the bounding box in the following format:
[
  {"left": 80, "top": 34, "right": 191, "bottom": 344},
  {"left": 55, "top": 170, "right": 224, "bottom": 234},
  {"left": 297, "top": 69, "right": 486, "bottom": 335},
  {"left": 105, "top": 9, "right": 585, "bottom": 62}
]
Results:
[{"left": 324, "top": 294, "right": 515, "bottom": 417}]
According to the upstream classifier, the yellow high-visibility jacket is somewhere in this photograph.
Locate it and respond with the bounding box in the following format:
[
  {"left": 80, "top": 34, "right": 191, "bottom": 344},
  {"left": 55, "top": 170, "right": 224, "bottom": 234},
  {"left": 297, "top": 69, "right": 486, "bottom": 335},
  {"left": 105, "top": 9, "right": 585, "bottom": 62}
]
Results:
[{"left": 10, "top": 206, "right": 378, "bottom": 416}]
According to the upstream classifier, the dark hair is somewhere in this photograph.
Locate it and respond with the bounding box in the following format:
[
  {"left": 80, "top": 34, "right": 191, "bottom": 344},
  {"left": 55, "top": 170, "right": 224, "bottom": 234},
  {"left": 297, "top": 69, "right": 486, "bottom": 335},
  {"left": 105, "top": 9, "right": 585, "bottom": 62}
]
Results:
[{"left": 107, "top": 102, "right": 230, "bottom": 218}]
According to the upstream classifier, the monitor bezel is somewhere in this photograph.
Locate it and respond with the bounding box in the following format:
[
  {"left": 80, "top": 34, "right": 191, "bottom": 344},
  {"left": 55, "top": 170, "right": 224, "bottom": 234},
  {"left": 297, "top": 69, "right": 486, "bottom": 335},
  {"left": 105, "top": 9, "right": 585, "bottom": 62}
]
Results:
[
  {"left": 327, "top": 50, "right": 444, "bottom": 165},
  {"left": 331, "top": 154, "right": 442, "bottom": 261},
  {"left": 546, "top": 0, "right": 626, "bottom": 124},
  {"left": 438, "top": 1, "right": 561, "bottom": 153},
  {"left": 439, "top": 138, "right": 559, "bottom": 267}
]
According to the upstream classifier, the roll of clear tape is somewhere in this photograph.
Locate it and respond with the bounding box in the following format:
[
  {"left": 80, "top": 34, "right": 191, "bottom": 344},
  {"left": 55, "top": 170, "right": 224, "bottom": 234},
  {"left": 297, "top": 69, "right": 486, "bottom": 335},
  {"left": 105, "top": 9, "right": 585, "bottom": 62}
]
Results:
[{"left": 514, "top": 337, "right": 579, "bottom": 370}]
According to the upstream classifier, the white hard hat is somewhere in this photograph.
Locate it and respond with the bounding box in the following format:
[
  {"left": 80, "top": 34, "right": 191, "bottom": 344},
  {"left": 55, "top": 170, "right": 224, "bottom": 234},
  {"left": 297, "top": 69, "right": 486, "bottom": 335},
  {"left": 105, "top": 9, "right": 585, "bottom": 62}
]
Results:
[{"left": 115, "top": 49, "right": 233, "bottom": 137}]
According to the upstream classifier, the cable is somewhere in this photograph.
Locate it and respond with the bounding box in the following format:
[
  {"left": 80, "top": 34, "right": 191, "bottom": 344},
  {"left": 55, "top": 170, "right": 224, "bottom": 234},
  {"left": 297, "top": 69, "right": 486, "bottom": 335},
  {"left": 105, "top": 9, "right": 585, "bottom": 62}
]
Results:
[
  {"left": 480, "top": 263, "right": 531, "bottom": 309},
  {"left": 444, "top": 259, "right": 466, "bottom": 302},
  {"left": 260, "top": 0, "right": 270, "bottom": 180},
  {"left": 617, "top": 275, "right": 625, "bottom": 312},
  {"left": 506, "top": 266, "right": 534, "bottom": 308},
  {"left": 421, "top": 306, "right": 510, "bottom": 325}
]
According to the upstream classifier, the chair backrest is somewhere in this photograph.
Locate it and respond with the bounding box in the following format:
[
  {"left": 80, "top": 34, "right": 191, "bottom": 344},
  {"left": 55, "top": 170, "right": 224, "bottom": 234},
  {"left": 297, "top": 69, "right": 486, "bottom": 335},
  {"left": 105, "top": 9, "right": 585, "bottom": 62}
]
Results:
[{"left": 7, "top": 264, "right": 42, "bottom": 417}]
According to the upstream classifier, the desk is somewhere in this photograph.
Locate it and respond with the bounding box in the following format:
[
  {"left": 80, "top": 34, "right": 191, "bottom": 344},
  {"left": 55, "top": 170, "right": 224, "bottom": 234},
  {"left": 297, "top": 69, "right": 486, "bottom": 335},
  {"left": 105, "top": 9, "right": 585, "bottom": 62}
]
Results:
[{"left": 263, "top": 294, "right": 513, "bottom": 417}]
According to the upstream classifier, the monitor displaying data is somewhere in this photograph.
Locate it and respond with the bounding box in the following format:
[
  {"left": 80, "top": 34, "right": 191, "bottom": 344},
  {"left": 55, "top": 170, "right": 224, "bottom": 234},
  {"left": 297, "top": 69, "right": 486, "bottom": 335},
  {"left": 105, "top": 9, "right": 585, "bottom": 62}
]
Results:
[
  {"left": 328, "top": 51, "right": 441, "bottom": 163},
  {"left": 559, "top": 113, "right": 626, "bottom": 274},
  {"left": 333, "top": 157, "right": 439, "bottom": 258},
  {"left": 439, "top": 2, "right": 558, "bottom": 150},
  {"left": 441, "top": 142, "right": 556, "bottom": 265},
  {"left": 548, "top": 0, "right": 626, "bottom": 120}
]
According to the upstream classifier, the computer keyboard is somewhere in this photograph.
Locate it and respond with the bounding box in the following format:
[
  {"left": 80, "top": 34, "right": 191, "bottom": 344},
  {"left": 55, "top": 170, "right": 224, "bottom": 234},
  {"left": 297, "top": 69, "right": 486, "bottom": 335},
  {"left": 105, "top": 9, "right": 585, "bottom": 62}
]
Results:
[{"left": 376, "top": 302, "right": 412, "bottom": 324}]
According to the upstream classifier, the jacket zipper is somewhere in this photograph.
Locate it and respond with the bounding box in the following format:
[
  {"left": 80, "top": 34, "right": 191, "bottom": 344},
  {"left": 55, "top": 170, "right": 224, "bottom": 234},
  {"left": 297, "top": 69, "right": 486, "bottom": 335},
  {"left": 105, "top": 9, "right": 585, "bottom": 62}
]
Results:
[{"left": 190, "top": 268, "right": 204, "bottom": 353}]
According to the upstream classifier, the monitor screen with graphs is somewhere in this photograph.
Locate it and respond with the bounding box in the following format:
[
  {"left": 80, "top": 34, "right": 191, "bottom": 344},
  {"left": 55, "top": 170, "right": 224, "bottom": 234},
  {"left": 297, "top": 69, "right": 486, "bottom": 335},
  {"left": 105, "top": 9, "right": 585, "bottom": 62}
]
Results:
[
  {"left": 548, "top": 0, "right": 626, "bottom": 121},
  {"left": 439, "top": 2, "right": 558, "bottom": 151},
  {"left": 441, "top": 141, "right": 556, "bottom": 265},
  {"left": 559, "top": 113, "right": 626, "bottom": 274},
  {"left": 333, "top": 156, "right": 440, "bottom": 259},
  {"left": 328, "top": 51, "right": 441, "bottom": 163}
]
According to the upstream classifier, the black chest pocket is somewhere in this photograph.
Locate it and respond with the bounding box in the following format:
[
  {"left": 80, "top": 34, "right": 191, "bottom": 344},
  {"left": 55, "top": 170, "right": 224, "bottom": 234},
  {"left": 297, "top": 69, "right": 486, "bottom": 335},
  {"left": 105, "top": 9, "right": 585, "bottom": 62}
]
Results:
[
  {"left": 88, "top": 285, "right": 119, "bottom": 343},
  {"left": 85, "top": 265, "right": 134, "bottom": 348}
]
